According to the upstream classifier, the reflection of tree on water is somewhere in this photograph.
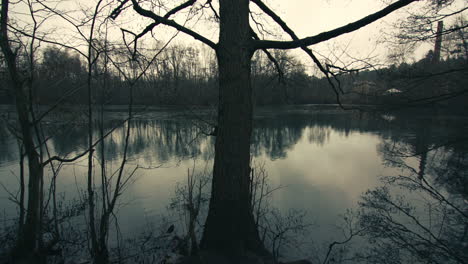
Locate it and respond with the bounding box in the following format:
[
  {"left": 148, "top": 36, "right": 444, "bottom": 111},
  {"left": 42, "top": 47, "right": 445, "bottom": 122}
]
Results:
[
  {"left": 1, "top": 110, "right": 464, "bottom": 168},
  {"left": 0, "top": 110, "right": 415, "bottom": 165},
  {"left": 252, "top": 117, "right": 306, "bottom": 159},
  {"left": 4, "top": 109, "right": 465, "bottom": 168},
  {"left": 37, "top": 118, "right": 214, "bottom": 165},
  {"left": 353, "top": 113, "right": 468, "bottom": 264},
  {"left": 2, "top": 109, "right": 467, "bottom": 262},
  {"left": 109, "top": 119, "right": 214, "bottom": 163},
  {"left": 434, "top": 148, "right": 468, "bottom": 201},
  {"left": 251, "top": 111, "right": 389, "bottom": 159},
  {"left": 377, "top": 113, "right": 468, "bottom": 199},
  {"left": 0, "top": 122, "right": 18, "bottom": 165}
]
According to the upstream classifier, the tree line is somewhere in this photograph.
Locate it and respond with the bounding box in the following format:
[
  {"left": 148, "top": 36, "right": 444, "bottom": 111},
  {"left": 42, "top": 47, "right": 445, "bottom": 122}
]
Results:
[
  {"left": 1, "top": 44, "right": 466, "bottom": 108},
  {"left": 0, "top": 44, "right": 339, "bottom": 106}
]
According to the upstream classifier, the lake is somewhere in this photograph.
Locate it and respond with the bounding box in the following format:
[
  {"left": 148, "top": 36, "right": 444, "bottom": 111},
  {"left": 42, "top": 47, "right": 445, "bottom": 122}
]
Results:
[{"left": 0, "top": 105, "right": 467, "bottom": 262}]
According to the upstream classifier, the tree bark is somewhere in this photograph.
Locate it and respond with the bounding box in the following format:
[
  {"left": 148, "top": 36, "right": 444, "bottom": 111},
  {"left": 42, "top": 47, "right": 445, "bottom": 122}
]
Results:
[{"left": 200, "top": 0, "right": 266, "bottom": 257}]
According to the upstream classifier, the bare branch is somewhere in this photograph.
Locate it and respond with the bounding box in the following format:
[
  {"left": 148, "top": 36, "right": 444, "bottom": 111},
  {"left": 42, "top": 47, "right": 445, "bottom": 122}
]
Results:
[
  {"left": 250, "top": 28, "right": 283, "bottom": 82},
  {"left": 253, "top": 0, "right": 417, "bottom": 50},
  {"left": 129, "top": 0, "right": 216, "bottom": 49},
  {"left": 252, "top": 0, "right": 350, "bottom": 109},
  {"left": 42, "top": 117, "right": 129, "bottom": 166},
  {"left": 134, "top": 0, "right": 196, "bottom": 39},
  {"left": 205, "top": 0, "right": 219, "bottom": 21}
]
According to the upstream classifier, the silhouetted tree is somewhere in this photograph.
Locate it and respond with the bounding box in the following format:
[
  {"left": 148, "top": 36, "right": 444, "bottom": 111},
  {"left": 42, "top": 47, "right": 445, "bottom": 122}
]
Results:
[{"left": 109, "top": 0, "right": 421, "bottom": 260}]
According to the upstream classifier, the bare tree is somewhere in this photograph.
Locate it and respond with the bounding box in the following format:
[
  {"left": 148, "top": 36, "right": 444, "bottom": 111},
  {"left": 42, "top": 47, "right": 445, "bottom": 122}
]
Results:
[
  {"left": 385, "top": 0, "right": 467, "bottom": 62},
  {"left": 0, "top": 1, "right": 53, "bottom": 262},
  {"left": 108, "top": 0, "right": 421, "bottom": 260},
  {"left": 169, "top": 163, "right": 211, "bottom": 256}
]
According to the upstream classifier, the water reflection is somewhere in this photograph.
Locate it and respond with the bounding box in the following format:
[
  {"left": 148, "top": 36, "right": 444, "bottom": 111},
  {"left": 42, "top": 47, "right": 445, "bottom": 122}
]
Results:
[
  {"left": 0, "top": 110, "right": 395, "bottom": 165},
  {"left": 0, "top": 107, "right": 467, "bottom": 262},
  {"left": 353, "top": 113, "right": 468, "bottom": 263},
  {"left": 1, "top": 109, "right": 466, "bottom": 191},
  {"left": 0, "top": 123, "right": 18, "bottom": 165}
]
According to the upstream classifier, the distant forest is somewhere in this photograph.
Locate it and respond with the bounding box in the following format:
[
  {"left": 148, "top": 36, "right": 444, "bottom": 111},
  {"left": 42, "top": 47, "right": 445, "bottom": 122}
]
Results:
[{"left": 0, "top": 43, "right": 467, "bottom": 107}]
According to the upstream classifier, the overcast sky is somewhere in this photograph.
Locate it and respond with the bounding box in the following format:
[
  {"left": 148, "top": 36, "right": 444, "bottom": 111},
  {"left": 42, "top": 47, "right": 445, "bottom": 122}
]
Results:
[
  {"left": 183, "top": 0, "right": 445, "bottom": 70},
  {"left": 265, "top": 0, "right": 389, "bottom": 36},
  {"left": 255, "top": 0, "right": 402, "bottom": 70},
  {"left": 250, "top": 0, "right": 464, "bottom": 71},
  {"left": 9, "top": 0, "right": 467, "bottom": 72}
]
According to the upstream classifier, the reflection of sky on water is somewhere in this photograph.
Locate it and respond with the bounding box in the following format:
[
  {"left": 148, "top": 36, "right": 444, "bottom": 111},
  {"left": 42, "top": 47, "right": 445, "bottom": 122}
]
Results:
[
  {"left": 0, "top": 107, "right": 467, "bottom": 259},
  {"left": 263, "top": 129, "right": 389, "bottom": 257}
]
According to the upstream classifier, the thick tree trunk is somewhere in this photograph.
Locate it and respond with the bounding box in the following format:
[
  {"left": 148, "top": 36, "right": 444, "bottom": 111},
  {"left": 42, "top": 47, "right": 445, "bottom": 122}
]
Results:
[{"left": 200, "top": 0, "right": 266, "bottom": 257}]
